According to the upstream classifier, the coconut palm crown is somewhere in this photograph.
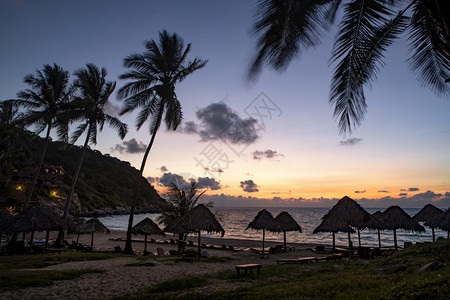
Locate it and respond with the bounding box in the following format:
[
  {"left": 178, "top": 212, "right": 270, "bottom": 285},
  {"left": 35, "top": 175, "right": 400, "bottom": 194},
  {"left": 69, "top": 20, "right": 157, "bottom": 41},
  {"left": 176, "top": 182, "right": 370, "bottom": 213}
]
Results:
[{"left": 249, "top": 0, "right": 450, "bottom": 134}]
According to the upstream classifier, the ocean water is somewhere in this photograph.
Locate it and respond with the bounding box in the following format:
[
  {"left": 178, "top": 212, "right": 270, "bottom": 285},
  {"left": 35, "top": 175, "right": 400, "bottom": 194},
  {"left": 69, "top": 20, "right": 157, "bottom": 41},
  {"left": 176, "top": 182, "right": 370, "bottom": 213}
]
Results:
[{"left": 98, "top": 207, "right": 448, "bottom": 248}]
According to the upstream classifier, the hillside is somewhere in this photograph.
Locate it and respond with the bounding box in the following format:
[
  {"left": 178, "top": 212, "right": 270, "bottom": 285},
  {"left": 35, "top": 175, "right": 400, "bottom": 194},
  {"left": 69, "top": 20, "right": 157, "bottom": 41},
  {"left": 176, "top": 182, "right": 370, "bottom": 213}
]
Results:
[{"left": 3, "top": 130, "right": 165, "bottom": 214}]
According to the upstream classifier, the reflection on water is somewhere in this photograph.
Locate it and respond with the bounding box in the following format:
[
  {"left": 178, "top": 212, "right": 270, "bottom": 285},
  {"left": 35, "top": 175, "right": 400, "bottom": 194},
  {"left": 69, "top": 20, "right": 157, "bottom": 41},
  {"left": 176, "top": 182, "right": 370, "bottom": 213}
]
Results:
[{"left": 98, "top": 207, "right": 447, "bottom": 247}]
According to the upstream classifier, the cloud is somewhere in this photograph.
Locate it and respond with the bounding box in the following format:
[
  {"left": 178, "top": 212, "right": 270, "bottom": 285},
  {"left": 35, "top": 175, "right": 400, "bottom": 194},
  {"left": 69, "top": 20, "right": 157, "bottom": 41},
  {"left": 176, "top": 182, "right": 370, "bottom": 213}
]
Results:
[
  {"left": 408, "top": 187, "right": 420, "bottom": 192},
  {"left": 378, "top": 190, "right": 389, "bottom": 193},
  {"left": 146, "top": 177, "right": 157, "bottom": 184},
  {"left": 252, "top": 149, "right": 284, "bottom": 160},
  {"left": 111, "top": 138, "right": 146, "bottom": 154},
  {"left": 158, "top": 172, "right": 189, "bottom": 188},
  {"left": 184, "top": 102, "right": 260, "bottom": 145},
  {"left": 197, "top": 177, "right": 222, "bottom": 190},
  {"left": 159, "top": 166, "right": 168, "bottom": 172},
  {"left": 240, "top": 180, "right": 259, "bottom": 193},
  {"left": 354, "top": 190, "right": 366, "bottom": 194},
  {"left": 180, "top": 121, "right": 198, "bottom": 134},
  {"left": 339, "top": 138, "right": 363, "bottom": 146},
  {"left": 399, "top": 193, "right": 407, "bottom": 196}
]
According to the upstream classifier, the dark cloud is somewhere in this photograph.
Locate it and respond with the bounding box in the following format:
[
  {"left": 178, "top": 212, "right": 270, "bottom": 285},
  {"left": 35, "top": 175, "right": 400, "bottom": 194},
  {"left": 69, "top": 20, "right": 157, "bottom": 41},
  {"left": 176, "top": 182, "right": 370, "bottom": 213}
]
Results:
[
  {"left": 197, "top": 177, "right": 221, "bottom": 190},
  {"left": 354, "top": 190, "right": 366, "bottom": 194},
  {"left": 408, "top": 187, "right": 420, "bottom": 192},
  {"left": 146, "top": 177, "right": 157, "bottom": 184},
  {"left": 400, "top": 189, "right": 406, "bottom": 191},
  {"left": 378, "top": 190, "right": 389, "bottom": 193},
  {"left": 185, "top": 102, "right": 260, "bottom": 145},
  {"left": 252, "top": 149, "right": 284, "bottom": 160},
  {"left": 160, "top": 166, "right": 168, "bottom": 172},
  {"left": 111, "top": 138, "right": 146, "bottom": 154},
  {"left": 180, "top": 121, "right": 198, "bottom": 134},
  {"left": 339, "top": 137, "right": 363, "bottom": 146},
  {"left": 399, "top": 193, "right": 407, "bottom": 196},
  {"left": 240, "top": 180, "right": 259, "bottom": 193},
  {"left": 158, "top": 172, "right": 189, "bottom": 188}
]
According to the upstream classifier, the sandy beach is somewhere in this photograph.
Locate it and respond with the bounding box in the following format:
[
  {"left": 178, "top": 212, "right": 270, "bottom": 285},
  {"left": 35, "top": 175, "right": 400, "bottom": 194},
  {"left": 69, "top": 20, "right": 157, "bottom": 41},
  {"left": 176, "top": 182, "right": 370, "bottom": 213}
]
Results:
[{"left": 0, "top": 230, "right": 330, "bottom": 300}]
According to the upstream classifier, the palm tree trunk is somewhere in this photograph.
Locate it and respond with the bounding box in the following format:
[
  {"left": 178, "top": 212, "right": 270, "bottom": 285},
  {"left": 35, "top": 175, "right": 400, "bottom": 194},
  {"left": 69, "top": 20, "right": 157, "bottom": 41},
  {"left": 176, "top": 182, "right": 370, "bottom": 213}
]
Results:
[
  {"left": 24, "top": 122, "right": 52, "bottom": 209},
  {"left": 377, "top": 229, "right": 381, "bottom": 248},
  {"left": 432, "top": 227, "right": 435, "bottom": 242},
  {"left": 393, "top": 229, "right": 397, "bottom": 250},
  {"left": 124, "top": 127, "right": 161, "bottom": 254},
  {"left": 63, "top": 127, "right": 91, "bottom": 220},
  {"left": 55, "top": 128, "right": 91, "bottom": 247}
]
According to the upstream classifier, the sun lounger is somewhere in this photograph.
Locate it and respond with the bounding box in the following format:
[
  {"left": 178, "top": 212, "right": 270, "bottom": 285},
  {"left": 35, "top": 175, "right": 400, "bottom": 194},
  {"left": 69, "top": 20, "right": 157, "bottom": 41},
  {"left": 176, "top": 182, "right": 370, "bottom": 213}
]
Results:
[
  {"left": 156, "top": 247, "right": 166, "bottom": 256},
  {"left": 235, "top": 264, "right": 261, "bottom": 276}
]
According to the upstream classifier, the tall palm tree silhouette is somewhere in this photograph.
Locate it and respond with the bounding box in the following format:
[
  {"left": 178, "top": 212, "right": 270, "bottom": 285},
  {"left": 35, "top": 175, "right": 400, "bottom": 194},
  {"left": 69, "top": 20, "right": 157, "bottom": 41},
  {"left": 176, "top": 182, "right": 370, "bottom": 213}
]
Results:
[
  {"left": 16, "top": 64, "right": 73, "bottom": 208},
  {"left": 62, "top": 64, "right": 127, "bottom": 224},
  {"left": 249, "top": 0, "right": 450, "bottom": 134},
  {"left": 118, "top": 30, "right": 207, "bottom": 254}
]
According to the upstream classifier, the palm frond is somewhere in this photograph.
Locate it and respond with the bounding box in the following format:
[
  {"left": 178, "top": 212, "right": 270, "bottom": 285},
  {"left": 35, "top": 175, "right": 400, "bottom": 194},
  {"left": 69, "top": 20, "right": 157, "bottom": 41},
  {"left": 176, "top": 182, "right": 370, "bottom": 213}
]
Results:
[
  {"left": 70, "top": 122, "right": 88, "bottom": 144},
  {"left": 329, "top": 0, "right": 395, "bottom": 134},
  {"left": 407, "top": 0, "right": 450, "bottom": 96},
  {"left": 105, "top": 114, "right": 128, "bottom": 140},
  {"left": 249, "top": 0, "right": 336, "bottom": 80}
]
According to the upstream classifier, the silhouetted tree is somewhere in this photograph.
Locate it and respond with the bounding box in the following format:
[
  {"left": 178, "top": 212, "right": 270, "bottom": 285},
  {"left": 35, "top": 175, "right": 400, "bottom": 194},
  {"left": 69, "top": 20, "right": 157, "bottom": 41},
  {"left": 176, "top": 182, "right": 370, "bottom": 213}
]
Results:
[
  {"left": 118, "top": 30, "right": 207, "bottom": 253},
  {"left": 16, "top": 64, "right": 73, "bottom": 208}
]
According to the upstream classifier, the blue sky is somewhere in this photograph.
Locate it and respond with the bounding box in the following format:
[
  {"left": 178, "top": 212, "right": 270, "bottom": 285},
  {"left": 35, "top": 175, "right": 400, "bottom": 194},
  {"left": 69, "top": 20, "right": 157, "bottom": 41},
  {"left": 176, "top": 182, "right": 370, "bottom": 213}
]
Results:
[{"left": 1, "top": 0, "right": 449, "bottom": 208}]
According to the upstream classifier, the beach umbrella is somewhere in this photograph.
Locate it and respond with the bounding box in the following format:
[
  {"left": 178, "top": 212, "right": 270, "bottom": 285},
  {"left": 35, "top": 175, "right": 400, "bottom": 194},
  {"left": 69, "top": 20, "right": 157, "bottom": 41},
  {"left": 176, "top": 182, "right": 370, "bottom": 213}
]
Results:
[
  {"left": 132, "top": 217, "right": 165, "bottom": 253},
  {"left": 273, "top": 212, "right": 302, "bottom": 251},
  {"left": 246, "top": 209, "right": 277, "bottom": 257},
  {"left": 164, "top": 204, "right": 224, "bottom": 258},
  {"left": 371, "top": 211, "right": 383, "bottom": 248},
  {"left": 71, "top": 217, "right": 110, "bottom": 248},
  {"left": 312, "top": 196, "right": 378, "bottom": 251},
  {"left": 412, "top": 204, "right": 444, "bottom": 242},
  {"left": 5, "top": 205, "right": 69, "bottom": 248},
  {"left": 0, "top": 210, "right": 14, "bottom": 245},
  {"left": 377, "top": 206, "right": 425, "bottom": 250},
  {"left": 438, "top": 208, "right": 450, "bottom": 238}
]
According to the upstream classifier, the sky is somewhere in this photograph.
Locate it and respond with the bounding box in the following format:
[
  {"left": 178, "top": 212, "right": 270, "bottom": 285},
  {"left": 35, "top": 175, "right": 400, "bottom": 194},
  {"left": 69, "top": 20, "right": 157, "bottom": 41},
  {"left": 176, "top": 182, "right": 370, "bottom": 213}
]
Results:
[{"left": 1, "top": 0, "right": 449, "bottom": 208}]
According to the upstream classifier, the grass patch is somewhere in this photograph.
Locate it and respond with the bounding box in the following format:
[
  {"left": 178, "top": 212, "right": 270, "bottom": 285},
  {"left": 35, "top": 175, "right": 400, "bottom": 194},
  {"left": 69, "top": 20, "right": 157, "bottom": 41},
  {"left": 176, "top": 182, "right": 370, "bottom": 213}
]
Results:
[
  {"left": 0, "top": 269, "right": 103, "bottom": 291},
  {"left": 118, "top": 239, "right": 450, "bottom": 299},
  {"left": 0, "top": 251, "right": 124, "bottom": 270}
]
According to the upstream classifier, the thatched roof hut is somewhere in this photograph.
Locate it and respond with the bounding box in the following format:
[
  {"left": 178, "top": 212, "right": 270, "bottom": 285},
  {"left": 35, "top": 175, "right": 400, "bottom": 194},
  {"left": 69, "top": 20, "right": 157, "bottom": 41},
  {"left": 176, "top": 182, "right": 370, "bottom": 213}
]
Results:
[
  {"left": 246, "top": 209, "right": 277, "bottom": 257},
  {"left": 4, "top": 205, "right": 69, "bottom": 248},
  {"left": 132, "top": 217, "right": 165, "bottom": 253},
  {"left": 377, "top": 205, "right": 425, "bottom": 250},
  {"left": 71, "top": 217, "right": 110, "bottom": 248},
  {"left": 439, "top": 209, "right": 450, "bottom": 233},
  {"left": 313, "top": 196, "right": 377, "bottom": 249},
  {"left": 164, "top": 204, "right": 224, "bottom": 258},
  {"left": 274, "top": 212, "right": 302, "bottom": 251},
  {"left": 412, "top": 204, "right": 445, "bottom": 241}
]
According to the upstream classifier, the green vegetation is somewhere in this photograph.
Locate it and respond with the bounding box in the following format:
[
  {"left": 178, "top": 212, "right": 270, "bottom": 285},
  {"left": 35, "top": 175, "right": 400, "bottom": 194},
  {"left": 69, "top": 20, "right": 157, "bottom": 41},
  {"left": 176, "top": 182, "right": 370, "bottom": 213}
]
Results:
[
  {"left": 1, "top": 129, "right": 164, "bottom": 212},
  {"left": 117, "top": 239, "right": 450, "bottom": 300}
]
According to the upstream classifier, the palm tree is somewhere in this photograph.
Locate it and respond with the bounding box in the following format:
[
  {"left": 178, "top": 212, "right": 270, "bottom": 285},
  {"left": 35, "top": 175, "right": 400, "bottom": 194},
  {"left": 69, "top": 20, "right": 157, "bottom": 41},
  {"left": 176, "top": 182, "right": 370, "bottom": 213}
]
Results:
[
  {"left": 62, "top": 64, "right": 128, "bottom": 224},
  {"left": 157, "top": 180, "right": 210, "bottom": 253},
  {"left": 0, "top": 100, "right": 26, "bottom": 181},
  {"left": 249, "top": 0, "right": 450, "bottom": 134},
  {"left": 16, "top": 64, "right": 73, "bottom": 208},
  {"left": 118, "top": 30, "right": 207, "bottom": 254}
]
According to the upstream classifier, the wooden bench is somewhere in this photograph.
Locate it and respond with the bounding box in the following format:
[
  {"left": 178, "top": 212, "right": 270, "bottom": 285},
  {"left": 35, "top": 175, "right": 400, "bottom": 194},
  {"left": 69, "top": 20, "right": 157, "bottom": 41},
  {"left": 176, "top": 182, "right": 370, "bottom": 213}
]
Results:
[{"left": 235, "top": 264, "right": 261, "bottom": 276}]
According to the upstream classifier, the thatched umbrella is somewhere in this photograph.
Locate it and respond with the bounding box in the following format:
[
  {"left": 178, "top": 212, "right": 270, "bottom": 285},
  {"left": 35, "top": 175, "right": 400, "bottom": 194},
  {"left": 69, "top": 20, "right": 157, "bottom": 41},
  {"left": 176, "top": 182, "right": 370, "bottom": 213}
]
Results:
[
  {"left": 313, "top": 196, "right": 378, "bottom": 251},
  {"left": 371, "top": 211, "right": 383, "bottom": 248},
  {"left": 377, "top": 206, "right": 425, "bottom": 250},
  {"left": 132, "top": 217, "right": 165, "bottom": 253},
  {"left": 412, "top": 204, "right": 444, "bottom": 242},
  {"left": 164, "top": 204, "right": 224, "bottom": 258},
  {"left": 438, "top": 208, "right": 450, "bottom": 238},
  {"left": 273, "top": 212, "right": 302, "bottom": 251},
  {"left": 5, "top": 205, "right": 69, "bottom": 248},
  {"left": 246, "top": 209, "right": 277, "bottom": 257},
  {"left": 0, "top": 210, "right": 14, "bottom": 245},
  {"left": 71, "top": 217, "right": 110, "bottom": 248}
]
